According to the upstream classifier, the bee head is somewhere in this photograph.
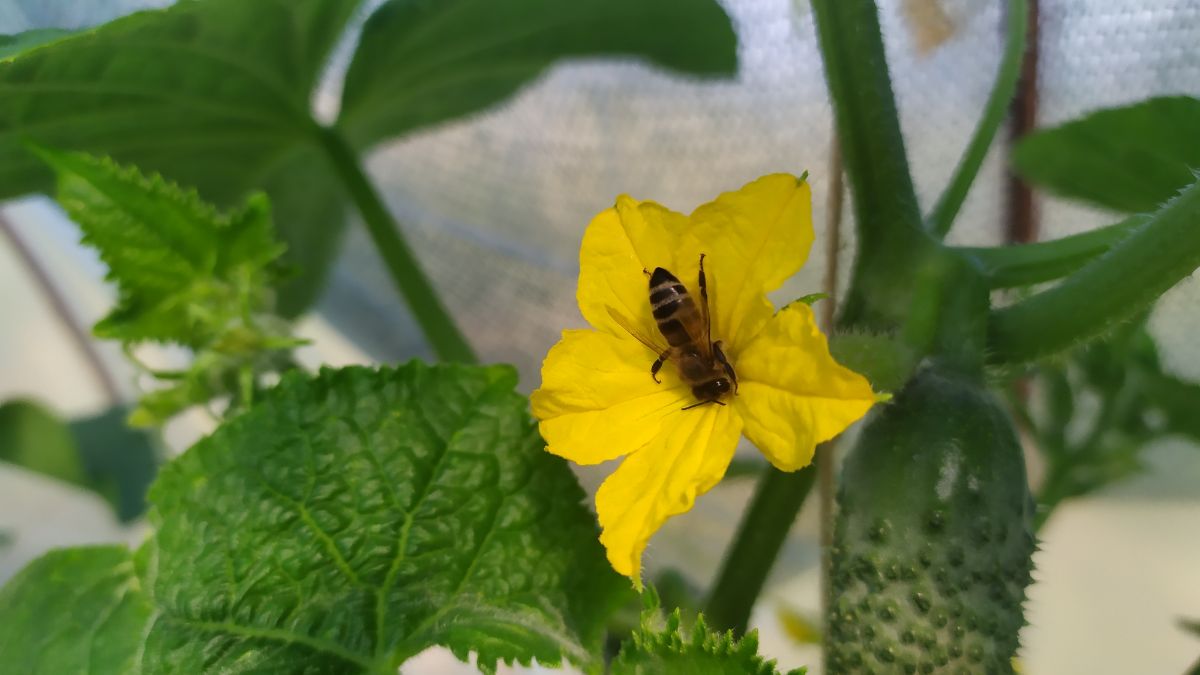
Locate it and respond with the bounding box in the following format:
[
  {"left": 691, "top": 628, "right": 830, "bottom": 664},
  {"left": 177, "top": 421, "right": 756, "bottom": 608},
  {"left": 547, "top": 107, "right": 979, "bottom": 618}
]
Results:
[{"left": 692, "top": 378, "right": 732, "bottom": 403}]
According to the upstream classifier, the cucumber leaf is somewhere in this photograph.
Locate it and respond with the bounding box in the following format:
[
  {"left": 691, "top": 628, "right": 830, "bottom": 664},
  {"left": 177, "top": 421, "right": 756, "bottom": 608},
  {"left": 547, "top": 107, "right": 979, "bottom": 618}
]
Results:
[
  {"left": 1013, "top": 96, "right": 1200, "bottom": 213},
  {"left": 0, "top": 545, "right": 153, "bottom": 674},
  {"left": 138, "top": 362, "right": 623, "bottom": 672}
]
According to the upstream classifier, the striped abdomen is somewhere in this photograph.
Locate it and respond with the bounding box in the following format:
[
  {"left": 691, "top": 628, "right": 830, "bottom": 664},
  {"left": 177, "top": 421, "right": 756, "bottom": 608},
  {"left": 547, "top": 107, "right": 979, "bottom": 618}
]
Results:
[{"left": 649, "top": 266, "right": 707, "bottom": 350}]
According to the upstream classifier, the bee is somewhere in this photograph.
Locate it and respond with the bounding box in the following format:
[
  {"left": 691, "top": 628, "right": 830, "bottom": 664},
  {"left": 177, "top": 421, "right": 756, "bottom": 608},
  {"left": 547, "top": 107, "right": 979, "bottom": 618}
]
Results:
[{"left": 609, "top": 254, "right": 738, "bottom": 410}]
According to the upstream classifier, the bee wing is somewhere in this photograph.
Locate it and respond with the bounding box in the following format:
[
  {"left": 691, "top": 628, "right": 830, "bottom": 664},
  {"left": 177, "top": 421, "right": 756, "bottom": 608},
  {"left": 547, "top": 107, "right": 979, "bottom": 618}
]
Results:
[{"left": 606, "top": 306, "right": 670, "bottom": 358}]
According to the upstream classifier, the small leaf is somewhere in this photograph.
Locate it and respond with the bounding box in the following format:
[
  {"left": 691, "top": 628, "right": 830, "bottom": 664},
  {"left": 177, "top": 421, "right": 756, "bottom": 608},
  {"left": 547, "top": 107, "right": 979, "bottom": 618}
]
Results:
[
  {"left": 338, "top": 0, "right": 737, "bottom": 150},
  {"left": 0, "top": 399, "right": 88, "bottom": 489},
  {"left": 1181, "top": 617, "right": 1200, "bottom": 639},
  {"left": 35, "top": 147, "right": 284, "bottom": 347},
  {"left": 1013, "top": 96, "right": 1200, "bottom": 212},
  {"left": 791, "top": 292, "right": 829, "bottom": 306},
  {"left": 69, "top": 406, "right": 160, "bottom": 522},
  {"left": 138, "top": 362, "right": 624, "bottom": 673},
  {"left": 0, "top": 545, "right": 153, "bottom": 673},
  {"left": 612, "top": 604, "right": 804, "bottom": 675}
]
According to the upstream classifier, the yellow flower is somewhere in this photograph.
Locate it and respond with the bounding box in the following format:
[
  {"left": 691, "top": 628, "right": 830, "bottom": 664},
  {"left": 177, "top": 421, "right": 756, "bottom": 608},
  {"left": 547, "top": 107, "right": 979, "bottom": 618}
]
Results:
[{"left": 530, "top": 174, "right": 879, "bottom": 585}]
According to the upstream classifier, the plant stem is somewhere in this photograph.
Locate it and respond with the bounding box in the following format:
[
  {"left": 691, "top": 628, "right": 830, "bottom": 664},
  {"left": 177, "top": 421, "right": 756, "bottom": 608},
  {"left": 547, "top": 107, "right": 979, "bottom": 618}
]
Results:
[
  {"left": 817, "top": 136, "right": 844, "bottom": 629},
  {"left": 811, "top": 0, "right": 933, "bottom": 332},
  {"left": 958, "top": 215, "right": 1145, "bottom": 288},
  {"left": 315, "top": 126, "right": 476, "bottom": 363},
  {"left": 928, "top": 0, "right": 1030, "bottom": 237},
  {"left": 989, "top": 179, "right": 1200, "bottom": 363},
  {"left": 704, "top": 464, "right": 818, "bottom": 634}
]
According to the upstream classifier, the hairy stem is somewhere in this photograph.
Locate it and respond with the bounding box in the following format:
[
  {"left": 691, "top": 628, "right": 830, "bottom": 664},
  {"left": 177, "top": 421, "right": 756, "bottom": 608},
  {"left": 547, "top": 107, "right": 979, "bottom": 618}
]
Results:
[
  {"left": 989, "top": 179, "right": 1200, "bottom": 363},
  {"left": 959, "top": 215, "right": 1145, "bottom": 288},
  {"left": 811, "top": 0, "right": 932, "bottom": 331},
  {"left": 928, "top": 0, "right": 1030, "bottom": 237},
  {"left": 704, "top": 464, "right": 818, "bottom": 634},
  {"left": 316, "top": 127, "right": 476, "bottom": 363}
]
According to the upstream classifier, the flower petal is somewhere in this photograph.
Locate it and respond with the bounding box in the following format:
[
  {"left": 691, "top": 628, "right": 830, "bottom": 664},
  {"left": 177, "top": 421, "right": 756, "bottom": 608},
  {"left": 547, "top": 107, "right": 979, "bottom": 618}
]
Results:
[
  {"left": 733, "top": 302, "right": 877, "bottom": 471},
  {"left": 690, "top": 174, "right": 813, "bottom": 349},
  {"left": 531, "top": 329, "right": 692, "bottom": 465},
  {"left": 576, "top": 196, "right": 694, "bottom": 339},
  {"left": 595, "top": 403, "right": 742, "bottom": 584}
]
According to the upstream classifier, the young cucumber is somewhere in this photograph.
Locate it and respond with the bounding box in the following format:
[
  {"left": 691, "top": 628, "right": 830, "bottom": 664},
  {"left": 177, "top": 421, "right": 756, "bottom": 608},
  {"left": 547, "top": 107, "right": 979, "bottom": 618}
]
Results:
[{"left": 828, "top": 368, "right": 1035, "bottom": 674}]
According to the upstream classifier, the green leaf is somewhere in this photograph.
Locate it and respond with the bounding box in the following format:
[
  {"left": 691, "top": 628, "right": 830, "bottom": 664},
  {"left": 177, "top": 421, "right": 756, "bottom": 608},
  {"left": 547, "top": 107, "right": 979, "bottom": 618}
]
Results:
[
  {"left": 1, "top": 0, "right": 738, "bottom": 316},
  {"left": 0, "top": 400, "right": 158, "bottom": 521},
  {"left": 36, "top": 147, "right": 284, "bottom": 347},
  {"left": 1013, "top": 96, "right": 1200, "bottom": 213},
  {"left": 613, "top": 605, "right": 803, "bottom": 675},
  {"left": 0, "top": 0, "right": 360, "bottom": 314},
  {"left": 337, "top": 0, "right": 737, "bottom": 150},
  {"left": 138, "top": 362, "right": 623, "bottom": 673},
  {"left": 0, "top": 399, "right": 88, "bottom": 489},
  {"left": 0, "top": 28, "right": 74, "bottom": 60},
  {"left": 69, "top": 406, "right": 160, "bottom": 522},
  {"left": 0, "top": 545, "right": 153, "bottom": 673}
]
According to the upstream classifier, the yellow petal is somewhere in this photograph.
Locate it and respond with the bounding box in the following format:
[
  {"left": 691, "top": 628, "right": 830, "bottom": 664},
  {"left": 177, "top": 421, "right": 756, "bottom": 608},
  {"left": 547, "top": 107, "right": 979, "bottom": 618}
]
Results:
[
  {"left": 531, "top": 329, "right": 692, "bottom": 465},
  {"left": 576, "top": 196, "right": 694, "bottom": 339},
  {"left": 690, "top": 174, "right": 813, "bottom": 349},
  {"left": 733, "top": 302, "right": 877, "bottom": 471},
  {"left": 575, "top": 174, "right": 811, "bottom": 351},
  {"left": 595, "top": 403, "right": 743, "bottom": 585}
]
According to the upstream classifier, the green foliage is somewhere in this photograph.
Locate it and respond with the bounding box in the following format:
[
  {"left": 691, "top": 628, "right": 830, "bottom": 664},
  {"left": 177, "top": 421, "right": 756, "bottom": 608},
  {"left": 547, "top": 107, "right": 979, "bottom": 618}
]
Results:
[
  {"left": 0, "top": 0, "right": 358, "bottom": 313},
  {"left": 35, "top": 147, "right": 302, "bottom": 425},
  {"left": 0, "top": 399, "right": 158, "bottom": 522},
  {"left": 37, "top": 147, "right": 283, "bottom": 346},
  {"left": 1013, "top": 96, "right": 1200, "bottom": 213},
  {"left": 959, "top": 215, "right": 1146, "bottom": 289},
  {"left": 829, "top": 369, "right": 1034, "bottom": 674},
  {"left": 0, "top": 0, "right": 738, "bottom": 316},
  {"left": 1013, "top": 318, "right": 1200, "bottom": 529},
  {"left": 0, "top": 399, "right": 88, "bottom": 489},
  {"left": 144, "top": 362, "right": 623, "bottom": 672},
  {"left": 339, "top": 0, "right": 736, "bottom": 150},
  {"left": 70, "top": 406, "right": 159, "bottom": 522},
  {"left": 989, "top": 178, "right": 1200, "bottom": 364},
  {"left": 0, "top": 363, "right": 628, "bottom": 673},
  {"left": 0, "top": 545, "right": 153, "bottom": 674},
  {"left": 613, "top": 592, "right": 804, "bottom": 675},
  {"left": 0, "top": 28, "right": 73, "bottom": 59}
]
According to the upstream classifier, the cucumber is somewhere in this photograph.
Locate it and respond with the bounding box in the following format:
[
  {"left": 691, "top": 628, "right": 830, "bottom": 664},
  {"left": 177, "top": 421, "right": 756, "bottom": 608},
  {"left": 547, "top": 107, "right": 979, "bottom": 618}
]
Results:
[{"left": 828, "top": 368, "right": 1035, "bottom": 674}]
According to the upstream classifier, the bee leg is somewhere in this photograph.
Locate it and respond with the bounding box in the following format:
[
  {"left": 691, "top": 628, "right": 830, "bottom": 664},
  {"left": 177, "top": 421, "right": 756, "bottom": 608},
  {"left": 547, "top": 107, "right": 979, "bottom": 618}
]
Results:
[
  {"left": 682, "top": 399, "right": 725, "bottom": 410},
  {"left": 713, "top": 340, "right": 738, "bottom": 393},
  {"left": 650, "top": 350, "right": 670, "bottom": 383}
]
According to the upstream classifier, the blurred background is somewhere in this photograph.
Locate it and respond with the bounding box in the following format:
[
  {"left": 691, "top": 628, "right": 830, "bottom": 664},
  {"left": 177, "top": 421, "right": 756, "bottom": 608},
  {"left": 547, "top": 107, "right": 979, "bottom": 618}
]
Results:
[{"left": 2, "top": 0, "right": 1199, "bottom": 672}]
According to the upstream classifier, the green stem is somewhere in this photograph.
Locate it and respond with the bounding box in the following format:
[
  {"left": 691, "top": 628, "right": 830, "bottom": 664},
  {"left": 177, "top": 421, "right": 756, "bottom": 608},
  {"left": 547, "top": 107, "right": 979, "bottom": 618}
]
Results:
[
  {"left": 928, "top": 0, "right": 1030, "bottom": 237},
  {"left": 810, "top": 0, "right": 933, "bottom": 331},
  {"left": 316, "top": 126, "right": 476, "bottom": 363},
  {"left": 958, "top": 215, "right": 1145, "bottom": 288},
  {"left": 704, "top": 463, "right": 818, "bottom": 634},
  {"left": 989, "top": 179, "right": 1200, "bottom": 363}
]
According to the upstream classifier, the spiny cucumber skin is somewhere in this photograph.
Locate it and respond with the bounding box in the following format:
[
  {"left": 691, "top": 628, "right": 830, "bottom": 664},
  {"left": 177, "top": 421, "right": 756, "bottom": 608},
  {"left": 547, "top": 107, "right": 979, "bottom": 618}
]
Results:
[{"left": 828, "top": 369, "right": 1035, "bottom": 675}]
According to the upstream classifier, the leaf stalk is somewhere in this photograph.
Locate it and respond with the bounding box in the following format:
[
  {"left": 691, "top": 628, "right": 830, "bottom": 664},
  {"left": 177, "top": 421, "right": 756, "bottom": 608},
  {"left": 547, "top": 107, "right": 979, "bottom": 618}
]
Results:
[{"left": 316, "top": 126, "right": 476, "bottom": 363}]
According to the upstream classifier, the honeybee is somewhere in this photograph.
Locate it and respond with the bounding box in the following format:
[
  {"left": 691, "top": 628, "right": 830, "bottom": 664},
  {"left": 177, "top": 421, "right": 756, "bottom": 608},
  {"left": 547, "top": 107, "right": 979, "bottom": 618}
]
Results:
[{"left": 608, "top": 254, "right": 738, "bottom": 409}]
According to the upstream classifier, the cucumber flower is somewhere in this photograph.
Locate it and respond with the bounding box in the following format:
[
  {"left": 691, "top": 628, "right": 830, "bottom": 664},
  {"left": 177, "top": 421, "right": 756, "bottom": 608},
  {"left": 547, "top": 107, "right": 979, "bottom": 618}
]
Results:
[{"left": 530, "top": 174, "right": 879, "bottom": 585}]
